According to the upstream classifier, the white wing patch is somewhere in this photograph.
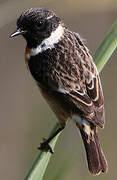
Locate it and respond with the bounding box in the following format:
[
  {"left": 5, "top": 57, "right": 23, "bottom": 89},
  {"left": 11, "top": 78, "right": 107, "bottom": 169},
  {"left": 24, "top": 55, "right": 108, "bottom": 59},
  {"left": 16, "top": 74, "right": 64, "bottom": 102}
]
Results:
[{"left": 58, "top": 88, "right": 69, "bottom": 94}]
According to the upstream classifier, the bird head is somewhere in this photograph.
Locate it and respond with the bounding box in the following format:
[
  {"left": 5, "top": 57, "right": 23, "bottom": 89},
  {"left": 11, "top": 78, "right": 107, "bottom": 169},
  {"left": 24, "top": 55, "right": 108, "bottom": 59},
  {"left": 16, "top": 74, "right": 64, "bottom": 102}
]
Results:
[{"left": 10, "top": 8, "right": 63, "bottom": 48}]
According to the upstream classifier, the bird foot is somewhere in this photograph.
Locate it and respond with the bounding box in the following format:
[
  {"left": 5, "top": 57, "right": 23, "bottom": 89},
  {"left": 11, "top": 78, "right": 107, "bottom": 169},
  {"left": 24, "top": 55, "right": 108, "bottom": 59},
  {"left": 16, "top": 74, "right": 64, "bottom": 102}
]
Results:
[{"left": 38, "top": 138, "right": 54, "bottom": 154}]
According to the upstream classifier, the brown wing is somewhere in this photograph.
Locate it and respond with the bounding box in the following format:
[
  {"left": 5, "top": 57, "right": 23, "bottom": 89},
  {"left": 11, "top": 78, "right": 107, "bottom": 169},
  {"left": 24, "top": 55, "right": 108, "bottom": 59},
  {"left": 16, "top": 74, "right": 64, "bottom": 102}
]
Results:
[
  {"left": 64, "top": 32, "right": 105, "bottom": 128},
  {"left": 86, "top": 74, "right": 105, "bottom": 128},
  {"left": 47, "top": 70, "right": 105, "bottom": 128},
  {"left": 57, "top": 33, "right": 105, "bottom": 128},
  {"left": 66, "top": 73, "right": 105, "bottom": 128}
]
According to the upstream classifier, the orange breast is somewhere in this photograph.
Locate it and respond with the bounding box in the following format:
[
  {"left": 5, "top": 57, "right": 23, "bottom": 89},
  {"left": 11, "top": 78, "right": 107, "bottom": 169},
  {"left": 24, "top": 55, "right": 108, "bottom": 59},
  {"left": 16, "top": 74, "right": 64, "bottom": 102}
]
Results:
[{"left": 25, "top": 46, "right": 31, "bottom": 65}]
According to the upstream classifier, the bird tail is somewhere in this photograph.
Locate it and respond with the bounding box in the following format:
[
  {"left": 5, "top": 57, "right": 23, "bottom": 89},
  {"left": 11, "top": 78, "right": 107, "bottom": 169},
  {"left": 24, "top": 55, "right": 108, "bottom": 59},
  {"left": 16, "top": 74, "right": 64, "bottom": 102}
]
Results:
[{"left": 78, "top": 125, "right": 108, "bottom": 175}]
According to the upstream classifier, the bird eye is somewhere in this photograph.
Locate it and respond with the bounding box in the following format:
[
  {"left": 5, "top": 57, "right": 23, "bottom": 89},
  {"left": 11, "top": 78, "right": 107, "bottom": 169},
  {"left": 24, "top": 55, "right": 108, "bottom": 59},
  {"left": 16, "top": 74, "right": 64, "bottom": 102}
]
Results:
[
  {"left": 38, "top": 21, "right": 44, "bottom": 27},
  {"left": 37, "top": 20, "right": 46, "bottom": 31}
]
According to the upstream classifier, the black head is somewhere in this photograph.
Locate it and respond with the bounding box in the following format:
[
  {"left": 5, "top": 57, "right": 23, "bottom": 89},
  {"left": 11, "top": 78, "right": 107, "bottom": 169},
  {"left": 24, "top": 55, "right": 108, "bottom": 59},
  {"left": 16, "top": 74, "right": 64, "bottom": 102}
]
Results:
[{"left": 10, "top": 8, "right": 62, "bottom": 48}]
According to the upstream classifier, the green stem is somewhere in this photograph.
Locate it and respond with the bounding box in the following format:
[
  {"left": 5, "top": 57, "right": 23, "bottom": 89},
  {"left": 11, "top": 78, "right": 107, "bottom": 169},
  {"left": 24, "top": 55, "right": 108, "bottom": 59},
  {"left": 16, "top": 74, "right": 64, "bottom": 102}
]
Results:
[
  {"left": 24, "top": 123, "right": 59, "bottom": 180},
  {"left": 94, "top": 20, "right": 117, "bottom": 72},
  {"left": 24, "top": 20, "right": 117, "bottom": 180}
]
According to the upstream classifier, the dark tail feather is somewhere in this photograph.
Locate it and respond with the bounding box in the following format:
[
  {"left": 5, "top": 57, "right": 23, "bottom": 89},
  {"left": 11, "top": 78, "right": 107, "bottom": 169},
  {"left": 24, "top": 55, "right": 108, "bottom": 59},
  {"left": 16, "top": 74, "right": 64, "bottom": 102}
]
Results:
[
  {"left": 79, "top": 127, "right": 108, "bottom": 175},
  {"left": 94, "top": 130, "right": 108, "bottom": 173}
]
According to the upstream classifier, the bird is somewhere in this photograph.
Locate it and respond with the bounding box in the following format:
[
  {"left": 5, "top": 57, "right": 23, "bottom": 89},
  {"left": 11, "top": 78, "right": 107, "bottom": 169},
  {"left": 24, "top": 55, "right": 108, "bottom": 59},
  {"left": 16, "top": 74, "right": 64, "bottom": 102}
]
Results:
[{"left": 10, "top": 8, "right": 108, "bottom": 175}]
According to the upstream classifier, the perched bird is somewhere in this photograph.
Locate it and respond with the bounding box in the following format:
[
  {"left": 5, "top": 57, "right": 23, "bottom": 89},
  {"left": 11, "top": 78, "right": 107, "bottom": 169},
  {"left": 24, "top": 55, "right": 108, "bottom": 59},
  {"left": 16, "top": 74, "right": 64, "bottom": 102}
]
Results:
[{"left": 10, "top": 8, "right": 108, "bottom": 175}]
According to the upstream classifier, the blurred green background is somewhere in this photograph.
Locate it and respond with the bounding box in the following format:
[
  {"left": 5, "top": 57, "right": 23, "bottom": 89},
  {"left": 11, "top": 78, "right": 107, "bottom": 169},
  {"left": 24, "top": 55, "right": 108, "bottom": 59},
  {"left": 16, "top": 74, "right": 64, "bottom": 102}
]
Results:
[{"left": 0, "top": 0, "right": 117, "bottom": 179}]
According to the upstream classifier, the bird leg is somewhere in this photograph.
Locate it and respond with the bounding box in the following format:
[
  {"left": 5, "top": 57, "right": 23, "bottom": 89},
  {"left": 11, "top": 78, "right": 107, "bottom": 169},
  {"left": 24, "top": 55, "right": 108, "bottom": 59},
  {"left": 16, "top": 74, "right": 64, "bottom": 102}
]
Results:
[{"left": 38, "top": 126, "right": 65, "bottom": 153}]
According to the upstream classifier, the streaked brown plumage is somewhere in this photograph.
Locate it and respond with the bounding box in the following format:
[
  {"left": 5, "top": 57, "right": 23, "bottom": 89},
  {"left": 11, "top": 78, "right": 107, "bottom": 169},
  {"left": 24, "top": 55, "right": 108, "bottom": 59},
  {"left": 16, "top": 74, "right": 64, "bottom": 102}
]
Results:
[{"left": 10, "top": 8, "right": 108, "bottom": 175}]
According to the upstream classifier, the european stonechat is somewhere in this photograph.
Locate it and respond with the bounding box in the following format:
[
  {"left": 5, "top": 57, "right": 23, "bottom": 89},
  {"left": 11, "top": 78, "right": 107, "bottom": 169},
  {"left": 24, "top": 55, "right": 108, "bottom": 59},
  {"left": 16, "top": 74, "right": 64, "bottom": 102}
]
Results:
[{"left": 10, "top": 8, "right": 108, "bottom": 175}]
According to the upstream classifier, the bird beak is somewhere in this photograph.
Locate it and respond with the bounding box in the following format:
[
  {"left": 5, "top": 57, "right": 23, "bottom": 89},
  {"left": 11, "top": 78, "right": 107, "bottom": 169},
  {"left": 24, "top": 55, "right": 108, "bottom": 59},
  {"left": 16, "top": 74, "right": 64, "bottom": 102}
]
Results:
[{"left": 10, "top": 28, "right": 27, "bottom": 38}]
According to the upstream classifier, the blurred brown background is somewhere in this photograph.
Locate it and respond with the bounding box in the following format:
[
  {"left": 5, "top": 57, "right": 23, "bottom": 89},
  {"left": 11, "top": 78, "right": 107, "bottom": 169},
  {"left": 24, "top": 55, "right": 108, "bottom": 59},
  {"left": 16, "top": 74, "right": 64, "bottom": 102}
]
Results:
[{"left": 0, "top": 0, "right": 117, "bottom": 179}]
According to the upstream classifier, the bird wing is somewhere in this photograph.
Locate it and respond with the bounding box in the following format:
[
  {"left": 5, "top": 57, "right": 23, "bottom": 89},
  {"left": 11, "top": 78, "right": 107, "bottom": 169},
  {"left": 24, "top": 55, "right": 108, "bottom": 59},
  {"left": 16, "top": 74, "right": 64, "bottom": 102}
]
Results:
[
  {"left": 65, "top": 32, "right": 104, "bottom": 128},
  {"left": 67, "top": 74, "right": 105, "bottom": 128},
  {"left": 46, "top": 68, "right": 104, "bottom": 128},
  {"left": 56, "top": 32, "right": 105, "bottom": 128}
]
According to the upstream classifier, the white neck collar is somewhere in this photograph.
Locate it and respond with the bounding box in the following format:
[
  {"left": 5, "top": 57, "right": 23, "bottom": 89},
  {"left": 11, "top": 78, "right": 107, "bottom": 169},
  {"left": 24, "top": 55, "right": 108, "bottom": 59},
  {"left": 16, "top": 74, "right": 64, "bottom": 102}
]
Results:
[{"left": 28, "top": 24, "right": 64, "bottom": 58}]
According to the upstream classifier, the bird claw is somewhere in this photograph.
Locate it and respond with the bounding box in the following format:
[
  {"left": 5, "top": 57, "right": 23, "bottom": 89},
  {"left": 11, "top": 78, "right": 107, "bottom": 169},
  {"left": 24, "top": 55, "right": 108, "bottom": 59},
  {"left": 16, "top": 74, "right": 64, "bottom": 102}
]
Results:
[{"left": 38, "top": 138, "right": 54, "bottom": 154}]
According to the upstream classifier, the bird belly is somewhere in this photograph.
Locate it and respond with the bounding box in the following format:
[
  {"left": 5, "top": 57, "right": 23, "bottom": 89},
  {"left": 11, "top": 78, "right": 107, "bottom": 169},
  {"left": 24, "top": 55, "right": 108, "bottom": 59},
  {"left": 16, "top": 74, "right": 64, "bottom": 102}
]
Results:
[{"left": 39, "top": 87, "right": 71, "bottom": 126}]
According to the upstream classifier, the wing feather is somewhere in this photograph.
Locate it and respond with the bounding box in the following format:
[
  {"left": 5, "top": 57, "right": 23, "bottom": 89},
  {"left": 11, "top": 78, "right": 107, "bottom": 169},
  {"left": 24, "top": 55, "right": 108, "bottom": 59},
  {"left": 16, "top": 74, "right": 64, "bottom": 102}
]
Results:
[{"left": 38, "top": 31, "right": 105, "bottom": 128}]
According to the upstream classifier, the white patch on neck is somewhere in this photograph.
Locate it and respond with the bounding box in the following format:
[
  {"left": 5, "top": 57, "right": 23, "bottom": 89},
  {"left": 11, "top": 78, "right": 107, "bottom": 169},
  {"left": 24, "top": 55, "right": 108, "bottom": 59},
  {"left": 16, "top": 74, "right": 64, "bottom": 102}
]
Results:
[{"left": 27, "top": 24, "right": 64, "bottom": 58}]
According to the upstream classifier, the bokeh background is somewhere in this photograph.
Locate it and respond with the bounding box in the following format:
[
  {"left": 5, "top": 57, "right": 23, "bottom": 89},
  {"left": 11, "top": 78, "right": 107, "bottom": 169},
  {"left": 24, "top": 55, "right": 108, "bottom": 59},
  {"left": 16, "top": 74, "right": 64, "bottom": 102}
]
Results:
[{"left": 0, "top": 0, "right": 117, "bottom": 179}]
